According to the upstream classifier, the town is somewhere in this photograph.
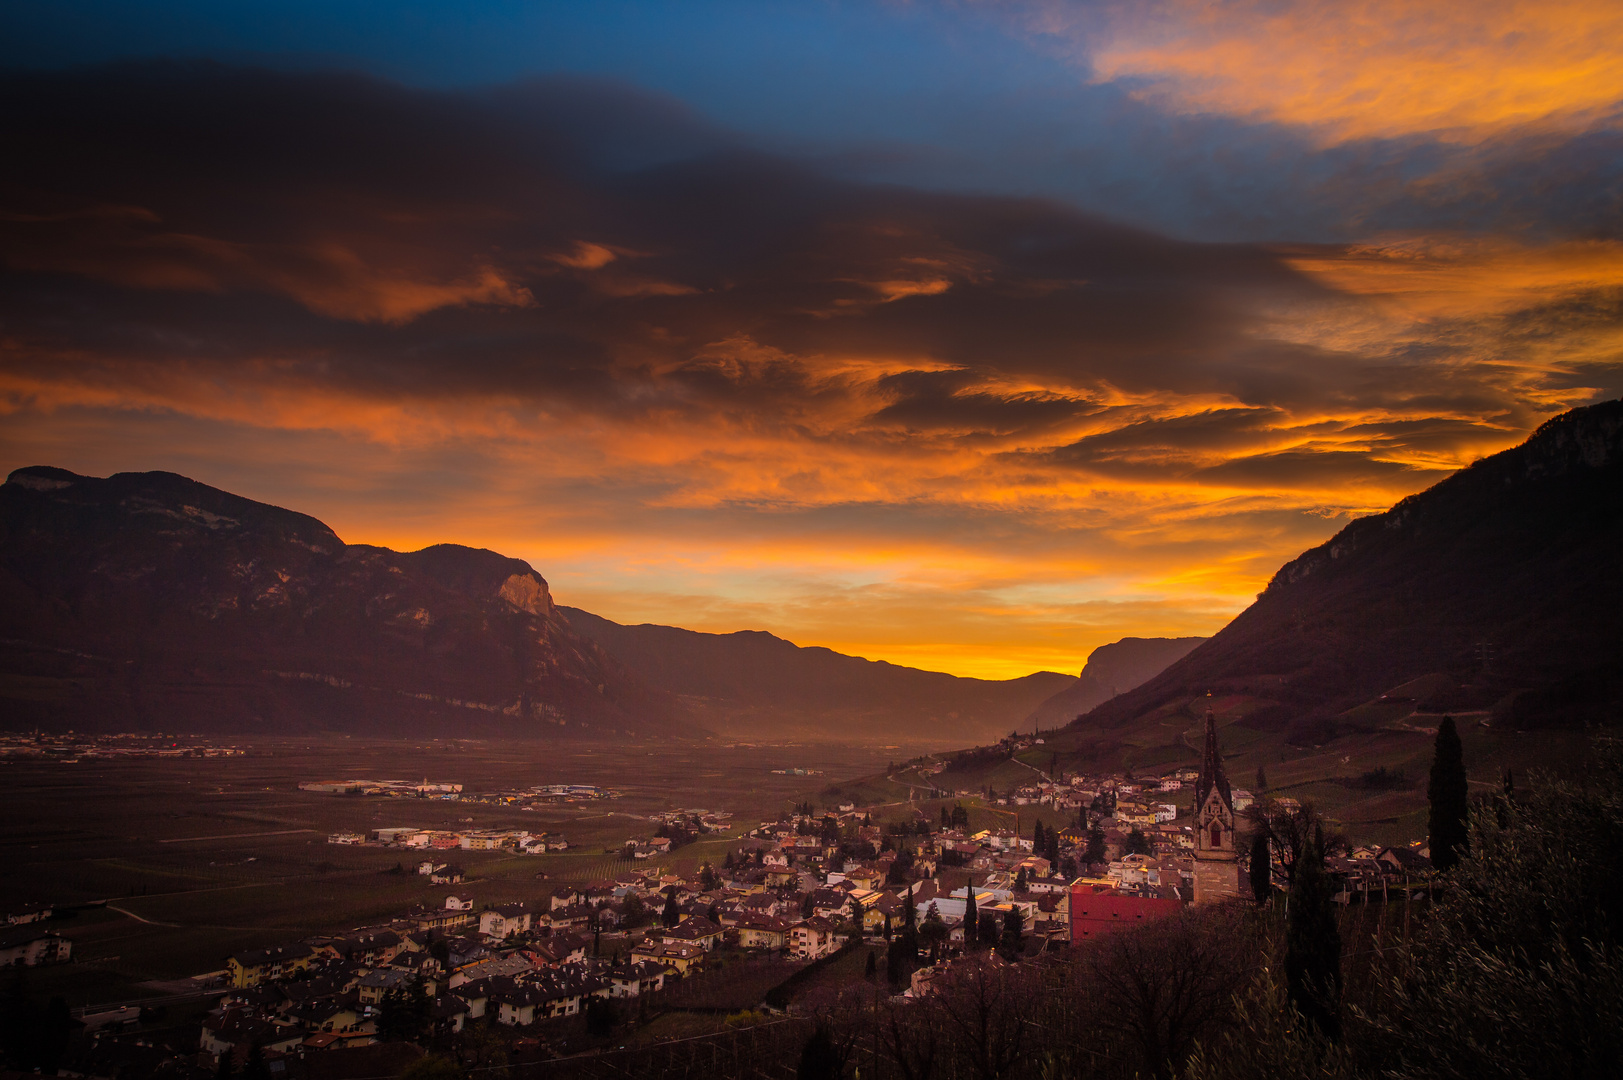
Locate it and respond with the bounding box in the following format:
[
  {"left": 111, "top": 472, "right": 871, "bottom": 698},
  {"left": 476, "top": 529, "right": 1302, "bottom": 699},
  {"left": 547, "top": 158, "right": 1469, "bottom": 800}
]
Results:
[{"left": 14, "top": 714, "right": 1445, "bottom": 1078}]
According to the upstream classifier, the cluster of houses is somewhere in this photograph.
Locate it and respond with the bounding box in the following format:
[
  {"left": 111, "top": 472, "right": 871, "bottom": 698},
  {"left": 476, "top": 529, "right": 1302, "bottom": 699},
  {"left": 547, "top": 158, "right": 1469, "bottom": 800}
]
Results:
[
  {"left": 326, "top": 827, "right": 568, "bottom": 853},
  {"left": 301, "top": 780, "right": 620, "bottom": 808},
  {"left": 191, "top": 727, "right": 1441, "bottom": 1066},
  {"left": 0, "top": 731, "right": 244, "bottom": 761},
  {"left": 300, "top": 779, "right": 464, "bottom": 797}
]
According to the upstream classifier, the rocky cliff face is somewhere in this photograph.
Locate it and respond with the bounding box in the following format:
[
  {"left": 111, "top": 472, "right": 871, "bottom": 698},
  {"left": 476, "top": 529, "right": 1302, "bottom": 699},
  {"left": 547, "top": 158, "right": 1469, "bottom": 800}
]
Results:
[
  {"left": 0, "top": 467, "right": 675, "bottom": 736},
  {"left": 1074, "top": 398, "right": 1623, "bottom": 736}
]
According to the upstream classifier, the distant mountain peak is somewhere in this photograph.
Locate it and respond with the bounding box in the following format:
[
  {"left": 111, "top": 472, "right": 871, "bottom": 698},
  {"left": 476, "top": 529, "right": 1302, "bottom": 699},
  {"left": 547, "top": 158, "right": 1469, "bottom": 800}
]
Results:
[{"left": 0, "top": 467, "right": 668, "bottom": 737}]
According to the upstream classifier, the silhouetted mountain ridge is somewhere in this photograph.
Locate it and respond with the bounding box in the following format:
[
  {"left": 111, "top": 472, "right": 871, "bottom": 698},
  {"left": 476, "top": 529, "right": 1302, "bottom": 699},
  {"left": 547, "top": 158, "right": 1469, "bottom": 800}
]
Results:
[
  {"left": 1023, "top": 636, "right": 1207, "bottom": 728},
  {"left": 0, "top": 466, "right": 673, "bottom": 736},
  {"left": 558, "top": 606, "right": 1076, "bottom": 744},
  {"left": 1075, "top": 398, "right": 1623, "bottom": 738}
]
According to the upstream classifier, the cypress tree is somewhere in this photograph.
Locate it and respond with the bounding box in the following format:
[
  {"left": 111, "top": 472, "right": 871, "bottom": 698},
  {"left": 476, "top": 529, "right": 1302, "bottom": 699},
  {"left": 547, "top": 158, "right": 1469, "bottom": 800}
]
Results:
[
  {"left": 1248, "top": 831, "right": 1272, "bottom": 903},
  {"left": 964, "top": 887, "right": 979, "bottom": 949},
  {"left": 243, "top": 1045, "right": 271, "bottom": 1080},
  {"left": 661, "top": 889, "right": 681, "bottom": 928},
  {"left": 1428, "top": 716, "right": 1469, "bottom": 871},
  {"left": 1285, "top": 826, "right": 1342, "bottom": 1039},
  {"left": 998, "top": 907, "right": 1024, "bottom": 961}
]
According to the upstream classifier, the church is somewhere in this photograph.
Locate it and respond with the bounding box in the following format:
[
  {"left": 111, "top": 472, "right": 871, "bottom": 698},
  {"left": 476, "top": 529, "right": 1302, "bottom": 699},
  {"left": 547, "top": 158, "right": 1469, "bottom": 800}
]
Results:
[{"left": 1192, "top": 707, "right": 1242, "bottom": 903}]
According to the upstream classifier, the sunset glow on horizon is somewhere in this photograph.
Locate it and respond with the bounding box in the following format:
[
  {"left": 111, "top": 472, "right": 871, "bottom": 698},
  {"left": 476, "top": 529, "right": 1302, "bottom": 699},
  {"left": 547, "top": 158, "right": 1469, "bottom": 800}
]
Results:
[{"left": 3, "top": 2, "right": 1620, "bottom": 679}]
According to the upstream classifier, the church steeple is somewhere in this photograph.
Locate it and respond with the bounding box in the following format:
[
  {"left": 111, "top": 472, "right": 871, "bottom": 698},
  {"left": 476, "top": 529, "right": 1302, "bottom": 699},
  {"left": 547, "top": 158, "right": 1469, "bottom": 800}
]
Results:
[
  {"left": 1192, "top": 705, "right": 1241, "bottom": 902},
  {"left": 1195, "top": 707, "right": 1232, "bottom": 813}
]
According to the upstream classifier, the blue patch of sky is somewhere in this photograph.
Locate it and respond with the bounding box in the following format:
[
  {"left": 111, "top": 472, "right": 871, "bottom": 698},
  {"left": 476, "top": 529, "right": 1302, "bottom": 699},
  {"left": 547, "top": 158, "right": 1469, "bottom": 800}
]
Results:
[{"left": 1, "top": 1, "right": 1577, "bottom": 244}]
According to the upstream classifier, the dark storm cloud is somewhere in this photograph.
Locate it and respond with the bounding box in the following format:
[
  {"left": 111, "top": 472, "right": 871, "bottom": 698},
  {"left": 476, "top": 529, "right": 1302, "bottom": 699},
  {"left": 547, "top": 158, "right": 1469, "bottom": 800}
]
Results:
[{"left": 0, "top": 61, "right": 1338, "bottom": 429}]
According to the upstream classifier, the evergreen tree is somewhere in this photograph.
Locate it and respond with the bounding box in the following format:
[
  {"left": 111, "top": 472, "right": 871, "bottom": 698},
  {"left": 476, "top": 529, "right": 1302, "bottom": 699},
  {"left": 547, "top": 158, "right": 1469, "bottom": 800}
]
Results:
[
  {"left": 998, "top": 907, "right": 1024, "bottom": 961},
  {"left": 964, "top": 887, "right": 979, "bottom": 949},
  {"left": 1085, "top": 824, "right": 1107, "bottom": 866},
  {"left": 1033, "top": 820, "right": 1046, "bottom": 852},
  {"left": 243, "top": 1044, "right": 271, "bottom": 1080},
  {"left": 1015, "top": 867, "right": 1029, "bottom": 891},
  {"left": 940, "top": 805, "right": 950, "bottom": 828},
  {"left": 798, "top": 1023, "right": 844, "bottom": 1080},
  {"left": 661, "top": 888, "right": 681, "bottom": 928},
  {"left": 1285, "top": 826, "right": 1342, "bottom": 1039},
  {"left": 584, "top": 996, "right": 614, "bottom": 1037},
  {"left": 920, "top": 904, "right": 948, "bottom": 961},
  {"left": 0, "top": 967, "right": 39, "bottom": 1070},
  {"left": 864, "top": 951, "right": 877, "bottom": 981},
  {"left": 1428, "top": 715, "right": 1469, "bottom": 871},
  {"left": 1256, "top": 764, "right": 1268, "bottom": 791},
  {"left": 1248, "top": 831, "right": 1272, "bottom": 903},
  {"left": 849, "top": 895, "right": 865, "bottom": 940},
  {"left": 39, "top": 996, "right": 71, "bottom": 1073},
  {"left": 1044, "top": 828, "right": 1061, "bottom": 866}
]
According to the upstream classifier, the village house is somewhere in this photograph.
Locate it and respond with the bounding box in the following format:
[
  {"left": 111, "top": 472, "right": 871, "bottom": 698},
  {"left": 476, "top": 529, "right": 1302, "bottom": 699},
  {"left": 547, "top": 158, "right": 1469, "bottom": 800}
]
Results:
[
  {"left": 629, "top": 939, "right": 706, "bottom": 976},
  {"left": 227, "top": 943, "right": 314, "bottom": 988},
  {"left": 732, "top": 911, "right": 791, "bottom": 951},
  {"left": 788, "top": 917, "right": 842, "bottom": 960},
  {"left": 0, "top": 926, "right": 71, "bottom": 967},
  {"left": 662, "top": 915, "right": 724, "bottom": 951},
  {"left": 478, "top": 903, "right": 531, "bottom": 940},
  {"left": 607, "top": 959, "right": 668, "bottom": 997}
]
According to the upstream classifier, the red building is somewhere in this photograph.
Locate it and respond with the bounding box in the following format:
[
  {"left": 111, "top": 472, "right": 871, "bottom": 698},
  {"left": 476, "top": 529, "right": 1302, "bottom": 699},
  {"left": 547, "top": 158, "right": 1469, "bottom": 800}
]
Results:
[{"left": 1069, "top": 884, "right": 1182, "bottom": 941}]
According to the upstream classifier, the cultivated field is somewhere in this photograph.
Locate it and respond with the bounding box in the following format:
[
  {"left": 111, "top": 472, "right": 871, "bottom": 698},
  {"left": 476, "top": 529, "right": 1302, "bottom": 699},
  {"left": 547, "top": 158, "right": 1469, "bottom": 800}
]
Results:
[{"left": 0, "top": 736, "right": 909, "bottom": 1006}]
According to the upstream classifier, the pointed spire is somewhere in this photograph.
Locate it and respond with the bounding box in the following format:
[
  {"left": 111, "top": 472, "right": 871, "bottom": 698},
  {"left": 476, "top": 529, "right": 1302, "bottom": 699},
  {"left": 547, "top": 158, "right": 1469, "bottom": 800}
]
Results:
[{"left": 1195, "top": 707, "right": 1233, "bottom": 812}]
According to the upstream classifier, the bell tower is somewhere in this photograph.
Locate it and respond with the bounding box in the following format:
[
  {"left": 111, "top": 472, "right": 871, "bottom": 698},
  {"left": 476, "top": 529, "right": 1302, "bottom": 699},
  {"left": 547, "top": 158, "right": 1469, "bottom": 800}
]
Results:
[{"left": 1192, "top": 707, "right": 1241, "bottom": 903}]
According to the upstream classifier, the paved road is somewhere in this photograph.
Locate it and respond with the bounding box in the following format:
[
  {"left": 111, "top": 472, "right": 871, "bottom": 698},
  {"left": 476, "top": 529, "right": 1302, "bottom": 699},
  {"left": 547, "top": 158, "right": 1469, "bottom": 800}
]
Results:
[{"left": 158, "top": 828, "right": 317, "bottom": 843}]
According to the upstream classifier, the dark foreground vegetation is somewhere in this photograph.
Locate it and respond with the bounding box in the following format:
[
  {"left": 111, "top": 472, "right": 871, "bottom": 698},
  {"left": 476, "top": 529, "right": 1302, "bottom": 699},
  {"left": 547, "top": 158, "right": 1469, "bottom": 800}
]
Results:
[{"left": 811, "top": 737, "right": 1621, "bottom": 1079}]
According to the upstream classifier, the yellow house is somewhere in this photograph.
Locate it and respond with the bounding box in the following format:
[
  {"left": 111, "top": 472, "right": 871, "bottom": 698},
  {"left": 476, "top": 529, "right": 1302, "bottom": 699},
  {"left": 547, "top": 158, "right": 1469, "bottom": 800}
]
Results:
[{"left": 227, "top": 943, "right": 315, "bottom": 988}]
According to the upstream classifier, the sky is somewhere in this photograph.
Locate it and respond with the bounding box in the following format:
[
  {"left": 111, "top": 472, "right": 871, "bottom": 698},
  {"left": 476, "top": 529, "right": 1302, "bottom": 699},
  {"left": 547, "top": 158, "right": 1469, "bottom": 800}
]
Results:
[{"left": 2, "top": 2, "right": 1621, "bottom": 679}]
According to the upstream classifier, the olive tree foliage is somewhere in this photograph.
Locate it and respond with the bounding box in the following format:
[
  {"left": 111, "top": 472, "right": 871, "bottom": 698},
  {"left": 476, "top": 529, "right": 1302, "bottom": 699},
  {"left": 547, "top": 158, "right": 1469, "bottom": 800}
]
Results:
[
  {"left": 1349, "top": 738, "right": 1623, "bottom": 1080},
  {"left": 1180, "top": 964, "right": 1356, "bottom": 1080},
  {"left": 826, "top": 956, "right": 1039, "bottom": 1080},
  {"left": 1072, "top": 904, "right": 1256, "bottom": 1080}
]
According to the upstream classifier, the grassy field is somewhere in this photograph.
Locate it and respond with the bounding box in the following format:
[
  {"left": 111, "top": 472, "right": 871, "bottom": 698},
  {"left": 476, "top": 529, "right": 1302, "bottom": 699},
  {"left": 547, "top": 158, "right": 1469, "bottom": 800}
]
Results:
[{"left": 0, "top": 736, "right": 902, "bottom": 1004}]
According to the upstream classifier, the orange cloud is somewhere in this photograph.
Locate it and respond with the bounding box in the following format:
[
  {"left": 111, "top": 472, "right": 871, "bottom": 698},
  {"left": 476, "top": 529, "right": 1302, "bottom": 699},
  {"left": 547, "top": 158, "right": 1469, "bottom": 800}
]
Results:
[
  {"left": 1030, "top": 0, "right": 1623, "bottom": 142},
  {"left": 4, "top": 63, "right": 1618, "bottom": 679},
  {"left": 0, "top": 208, "right": 535, "bottom": 323}
]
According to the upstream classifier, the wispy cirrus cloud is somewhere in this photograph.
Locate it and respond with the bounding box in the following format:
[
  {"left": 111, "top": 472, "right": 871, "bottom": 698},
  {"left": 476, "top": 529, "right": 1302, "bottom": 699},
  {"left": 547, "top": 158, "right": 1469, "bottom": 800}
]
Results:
[{"left": 1025, "top": 0, "right": 1623, "bottom": 143}]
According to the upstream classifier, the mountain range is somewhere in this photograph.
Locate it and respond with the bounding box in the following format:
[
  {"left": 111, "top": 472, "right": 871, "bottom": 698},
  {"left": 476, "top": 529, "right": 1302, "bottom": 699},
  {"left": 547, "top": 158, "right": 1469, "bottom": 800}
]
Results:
[
  {"left": 8, "top": 398, "right": 1614, "bottom": 747},
  {"left": 0, "top": 467, "right": 667, "bottom": 737},
  {"left": 1074, "top": 397, "right": 1623, "bottom": 742},
  {"left": 559, "top": 607, "right": 1074, "bottom": 743},
  {"left": 0, "top": 466, "right": 1085, "bottom": 742},
  {"left": 1022, "top": 636, "right": 1207, "bottom": 729}
]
